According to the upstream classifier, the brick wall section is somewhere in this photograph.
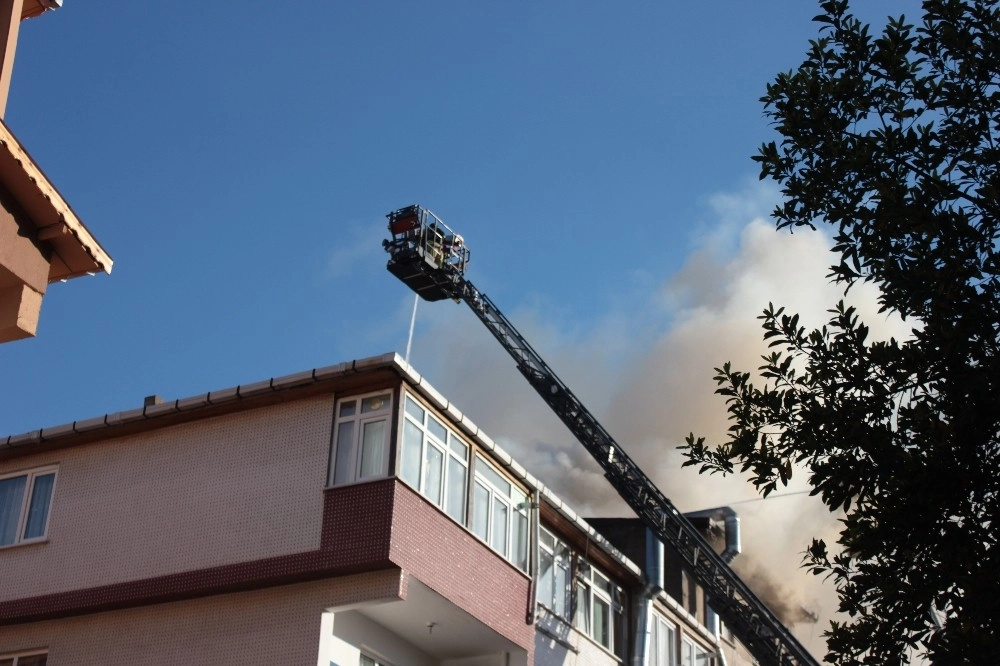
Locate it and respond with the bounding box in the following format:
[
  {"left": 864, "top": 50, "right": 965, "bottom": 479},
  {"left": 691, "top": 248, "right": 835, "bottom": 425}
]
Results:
[
  {"left": 321, "top": 475, "right": 535, "bottom": 657},
  {"left": 0, "top": 396, "right": 333, "bottom": 600},
  {"left": 389, "top": 481, "right": 534, "bottom": 658},
  {"left": 320, "top": 479, "right": 395, "bottom": 562},
  {"left": 0, "top": 571, "right": 406, "bottom": 666}
]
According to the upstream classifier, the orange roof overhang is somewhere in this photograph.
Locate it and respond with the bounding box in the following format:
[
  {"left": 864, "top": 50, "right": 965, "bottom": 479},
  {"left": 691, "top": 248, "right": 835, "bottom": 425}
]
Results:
[
  {"left": 0, "top": 118, "right": 112, "bottom": 281},
  {"left": 20, "top": 0, "right": 60, "bottom": 21}
]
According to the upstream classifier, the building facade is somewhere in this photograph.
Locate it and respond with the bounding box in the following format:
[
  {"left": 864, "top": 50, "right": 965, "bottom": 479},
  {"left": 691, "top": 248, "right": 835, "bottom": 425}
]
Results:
[{"left": 0, "top": 353, "right": 756, "bottom": 665}]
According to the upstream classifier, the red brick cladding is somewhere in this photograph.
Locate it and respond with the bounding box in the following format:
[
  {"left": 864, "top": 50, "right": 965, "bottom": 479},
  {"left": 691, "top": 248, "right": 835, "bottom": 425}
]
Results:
[
  {"left": 320, "top": 478, "right": 394, "bottom": 560},
  {"left": 324, "top": 479, "right": 533, "bottom": 654},
  {"left": 388, "top": 481, "right": 534, "bottom": 656}
]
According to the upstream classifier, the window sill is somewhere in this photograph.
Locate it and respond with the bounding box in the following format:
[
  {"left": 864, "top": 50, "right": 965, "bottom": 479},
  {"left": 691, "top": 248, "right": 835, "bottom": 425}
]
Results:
[
  {"left": 0, "top": 537, "right": 49, "bottom": 552},
  {"left": 536, "top": 603, "right": 573, "bottom": 630},
  {"left": 535, "top": 621, "right": 578, "bottom": 654},
  {"left": 323, "top": 475, "right": 392, "bottom": 491}
]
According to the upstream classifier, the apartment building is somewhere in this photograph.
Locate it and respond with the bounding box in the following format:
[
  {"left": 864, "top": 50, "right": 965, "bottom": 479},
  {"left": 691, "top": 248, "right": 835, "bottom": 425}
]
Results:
[{"left": 0, "top": 353, "right": 755, "bottom": 665}]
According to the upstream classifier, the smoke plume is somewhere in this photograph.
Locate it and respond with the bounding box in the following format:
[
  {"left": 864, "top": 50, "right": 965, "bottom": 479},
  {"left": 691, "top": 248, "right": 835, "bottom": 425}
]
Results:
[
  {"left": 735, "top": 557, "right": 822, "bottom": 626},
  {"left": 406, "top": 181, "right": 910, "bottom": 658}
]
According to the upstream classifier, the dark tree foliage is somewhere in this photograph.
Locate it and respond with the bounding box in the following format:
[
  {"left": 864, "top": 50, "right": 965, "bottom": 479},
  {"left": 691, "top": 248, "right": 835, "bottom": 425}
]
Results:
[{"left": 683, "top": 1, "right": 1000, "bottom": 663}]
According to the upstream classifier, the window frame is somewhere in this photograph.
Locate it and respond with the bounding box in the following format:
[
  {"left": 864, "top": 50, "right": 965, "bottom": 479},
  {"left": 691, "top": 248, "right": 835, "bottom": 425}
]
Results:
[
  {"left": 574, "top": 559, "right": 626, "bottom": 656},
  {"left": 651, "top": 613, "right": 678, "bottom": 666},
  {"left": 471, "top": 453, "right": 529, "bottom": 571},
  {"left": 681, "top": 638, "right": 694, "bottom": 666},
  {"left": 0, "top": 466, "right": 57, "bottom": 549},
  {"left": 538, "top": 526, "right": 572, "bottom": 620},
  {"left": 399, "top": 392, "right": 469, "bottom": 523},
  {"left": 396, "top": 392, "right": 532, "bottom": 573},
  {"left": 680, "top": 637, "right": 711, "bottom": 666},
  {"left": 327, "top": 391, "right": 393, "bottom": 487},
  {"left": 0, "top": 651, "right": 48, "bottom": 666}
]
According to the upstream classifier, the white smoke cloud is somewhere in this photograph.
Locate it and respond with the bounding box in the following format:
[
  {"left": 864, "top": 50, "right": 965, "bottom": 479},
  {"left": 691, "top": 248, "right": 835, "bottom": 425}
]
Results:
[{"left": 408, "top": 180, "right": 911, "bottom": 658}]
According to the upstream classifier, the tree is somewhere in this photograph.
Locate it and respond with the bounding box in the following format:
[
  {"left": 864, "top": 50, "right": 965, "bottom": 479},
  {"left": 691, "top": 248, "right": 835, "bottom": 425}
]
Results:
[{"left": 682, "top": 1, "right": 1000, "bottom": 663}]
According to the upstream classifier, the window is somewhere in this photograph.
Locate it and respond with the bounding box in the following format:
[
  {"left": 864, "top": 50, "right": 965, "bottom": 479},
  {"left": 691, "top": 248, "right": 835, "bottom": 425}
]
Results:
[
  {"left": 397, "top": 393, "right": 531, "bottom": 573},
  {"left": 0, "top": 468, "right": 56, "bottom": 548},
  {"left": 328, "top": 393, "right": 392, "bottom": 486},
  {"left": 0, "top": 653, "right": 47, "bottom": 666},
  {"left": 681, "top": 638, "right": 712, "bottom": 666},
  {"left": 681, "top": 639, "right": 694, "bottom": 666},
  {"left": 540, "top": 526, "right": 627, "bottom": 656},
  {"left": 472, "top": 454, "right": 529, "bottom": 571},
  {"left": 359, "top": 655, "right": 390, "bottom": 666},
  {"left": 400, "top": 394, "right": 468, "bottom": 523},
  {"left": 538, "top": 527, "right": 572, "bottom": 619},
  {"left": 575, "top": 561, "right": 625, "bottom": 657},
  {"left": 651, "top": 614, "right": 677, "bottom": 666}
]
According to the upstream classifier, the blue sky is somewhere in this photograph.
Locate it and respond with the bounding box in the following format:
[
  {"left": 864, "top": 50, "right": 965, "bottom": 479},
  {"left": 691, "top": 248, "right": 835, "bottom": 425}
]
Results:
[
  {"left": 2, "top": 0, "right": 870, "bottom": 432},
  {"left": 2, "top": 0, "right": 921, "bottom": 425},
  {"left": 2, "top": 2, "right": 923, "bottom": 652}
]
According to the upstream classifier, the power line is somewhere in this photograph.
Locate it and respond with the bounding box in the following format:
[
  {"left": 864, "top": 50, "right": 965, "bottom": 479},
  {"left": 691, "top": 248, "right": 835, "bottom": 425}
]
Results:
[{"left": 725, "top": 490, "right": 813, "bottom": 506}]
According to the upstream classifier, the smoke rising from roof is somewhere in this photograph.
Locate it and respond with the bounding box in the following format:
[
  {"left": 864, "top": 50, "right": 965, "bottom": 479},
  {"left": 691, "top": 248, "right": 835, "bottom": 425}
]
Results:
[{"left": 405, "top": 181, "right": 910, "bottom": 658}]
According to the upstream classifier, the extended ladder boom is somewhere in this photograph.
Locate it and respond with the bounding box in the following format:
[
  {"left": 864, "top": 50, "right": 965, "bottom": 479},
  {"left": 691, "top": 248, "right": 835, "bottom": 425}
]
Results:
[
  {"left": 459, "top": 281, "right": 817, "bottom": 666},
  {"left": 383, "top": 205, "right": 820, "bottom": 666}
]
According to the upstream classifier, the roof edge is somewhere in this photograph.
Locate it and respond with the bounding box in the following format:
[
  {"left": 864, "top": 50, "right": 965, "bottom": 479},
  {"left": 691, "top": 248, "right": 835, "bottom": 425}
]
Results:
[
  {"left": 2, "top": 351, "right": 643, "bottom": 582},
  {"left": 0, "top": 118, "right": 113, "bottom": 279},
  {"left": 1, "top": 352, "right": 404, "bottom": 450}
]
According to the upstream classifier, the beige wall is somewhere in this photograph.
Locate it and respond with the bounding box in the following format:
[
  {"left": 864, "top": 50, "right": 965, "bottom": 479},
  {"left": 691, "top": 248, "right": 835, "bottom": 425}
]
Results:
[
  {"left": 0, "top": 201, "right": 48, "bottom": 295},
  {"left": 0, "top": 571, "right": 405, "bottom": 666},
  {"left": 0, "top": 201, "right": 48, "bottom": 342},
  {"left": 0, "top": 395, "right": 334, "bottom": 600}
]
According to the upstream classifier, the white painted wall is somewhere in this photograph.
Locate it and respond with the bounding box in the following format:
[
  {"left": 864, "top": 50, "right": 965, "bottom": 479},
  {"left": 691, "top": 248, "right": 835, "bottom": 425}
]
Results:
[{"left": 320, "top": 610, "right": 436, "bottom": 666}]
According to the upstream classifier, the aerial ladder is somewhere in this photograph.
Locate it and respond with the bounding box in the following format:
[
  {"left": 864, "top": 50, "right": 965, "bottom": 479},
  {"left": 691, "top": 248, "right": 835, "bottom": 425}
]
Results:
[{"left": 383, "top": 204, "right": 821, "bottom": 666}]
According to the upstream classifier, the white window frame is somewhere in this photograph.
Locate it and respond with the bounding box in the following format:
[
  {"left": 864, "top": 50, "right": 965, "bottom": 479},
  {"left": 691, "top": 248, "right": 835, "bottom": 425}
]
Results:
[
  {"left": 0, "top": 651, "right": 48, "bottom": 666},
  {"left": 0, "top": 467, "right": 57, "bottom": 548},
  {"left": 328, "top": 392, "right": 393, "bottom": 486},
  {"left": 651, "top": 613, "right": 678, "bottom": 666},
  {"left": 538, "top": 526, "right": 572, "bottom": 620},
  {"left": 575, "top": 560, "right": 625, "bottom": 656},
  {"left": 397, "top": 394, "right": 531, "bottom": 573},
  {"left": 680, "top": 637, "right": 712, "bottom": 666},
  {"left": 399, "top": 393, "right": 469, "bottom": 523},
  {"left": 681, "top": 638, "right": 694, "bottom": 666},
  {"left": 471, "top": 454, "right": 529, "bottom": 571}
]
